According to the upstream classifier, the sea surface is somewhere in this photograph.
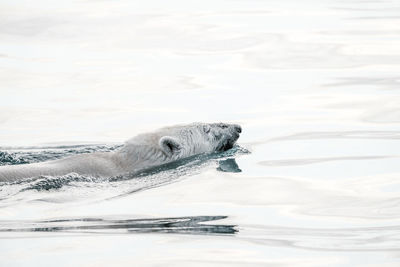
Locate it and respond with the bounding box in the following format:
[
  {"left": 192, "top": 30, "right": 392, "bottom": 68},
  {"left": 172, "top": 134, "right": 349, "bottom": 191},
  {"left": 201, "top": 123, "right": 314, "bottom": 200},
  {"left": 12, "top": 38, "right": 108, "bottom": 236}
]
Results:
[{"left": 1, "top": 0, "right": 400, "bottom": 266}]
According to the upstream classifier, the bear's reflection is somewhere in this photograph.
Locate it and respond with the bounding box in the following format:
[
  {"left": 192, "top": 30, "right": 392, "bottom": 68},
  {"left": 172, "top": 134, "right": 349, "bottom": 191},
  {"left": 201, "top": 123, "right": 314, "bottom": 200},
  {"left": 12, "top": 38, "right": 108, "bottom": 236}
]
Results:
[{"left": 217, "top": 158, "right": 242, "bottom": 173}]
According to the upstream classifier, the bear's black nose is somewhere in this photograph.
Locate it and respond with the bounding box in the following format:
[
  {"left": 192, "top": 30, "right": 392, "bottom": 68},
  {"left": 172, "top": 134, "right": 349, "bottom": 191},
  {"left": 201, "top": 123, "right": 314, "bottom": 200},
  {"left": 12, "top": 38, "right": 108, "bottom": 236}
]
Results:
[{"left": 233, "top": 125, "right": 242, "bottom": 133}]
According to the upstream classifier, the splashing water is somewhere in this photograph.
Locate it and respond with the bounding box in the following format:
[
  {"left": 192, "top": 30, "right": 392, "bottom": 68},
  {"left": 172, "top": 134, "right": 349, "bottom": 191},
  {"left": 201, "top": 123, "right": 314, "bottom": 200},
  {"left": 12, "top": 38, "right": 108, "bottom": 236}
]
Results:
[{"left": 0, "top": 144, "right": 249, "bottom": 205}]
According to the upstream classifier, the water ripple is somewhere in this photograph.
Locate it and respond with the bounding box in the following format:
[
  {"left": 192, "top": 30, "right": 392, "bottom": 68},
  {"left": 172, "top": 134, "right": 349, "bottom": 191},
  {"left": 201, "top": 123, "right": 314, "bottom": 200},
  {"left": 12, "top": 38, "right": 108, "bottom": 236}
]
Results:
[
  {"left": 0, "top": 215, "right": 236, "bottom": 236},
  {"left": 242, "top": 224, "right": 400, "bottom": 251},
  {"left": 258, "top": 155, "right": 399, "bottom": 167}
]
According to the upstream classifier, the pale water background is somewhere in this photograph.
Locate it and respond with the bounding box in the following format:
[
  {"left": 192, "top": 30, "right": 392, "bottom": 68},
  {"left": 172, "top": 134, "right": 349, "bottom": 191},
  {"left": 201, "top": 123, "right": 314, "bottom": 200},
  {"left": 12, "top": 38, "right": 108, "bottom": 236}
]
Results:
[{"left": 1, "top": 0, "right": 400, "bottom": 266}]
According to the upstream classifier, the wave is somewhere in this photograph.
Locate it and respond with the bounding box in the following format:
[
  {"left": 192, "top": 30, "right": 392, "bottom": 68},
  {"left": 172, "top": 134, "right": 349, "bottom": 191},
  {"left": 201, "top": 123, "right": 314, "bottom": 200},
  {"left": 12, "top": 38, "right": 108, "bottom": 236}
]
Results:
[{"left": 0, "top": 144, "right": 249, "bottom": 203}]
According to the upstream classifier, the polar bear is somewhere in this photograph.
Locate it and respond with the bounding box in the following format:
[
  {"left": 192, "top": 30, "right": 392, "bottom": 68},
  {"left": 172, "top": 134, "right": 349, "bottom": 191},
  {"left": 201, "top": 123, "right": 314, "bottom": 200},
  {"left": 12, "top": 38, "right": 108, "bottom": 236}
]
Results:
[{"left": 0, "top": 122, "right": 242, "bottom": 182}]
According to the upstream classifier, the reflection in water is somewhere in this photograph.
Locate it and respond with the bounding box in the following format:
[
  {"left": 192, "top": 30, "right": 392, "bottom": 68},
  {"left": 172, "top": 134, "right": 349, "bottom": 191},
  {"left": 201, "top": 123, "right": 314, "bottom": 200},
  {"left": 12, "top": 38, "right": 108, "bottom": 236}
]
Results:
[
  {"left": 0, "top": 216, "right": 236, "bottom": 236},
  {"left": 6, "top": 213, "right": 398, "bottom": 252},
  {"left": 217, "top": 158, "right": 242, "bottom": 172}
]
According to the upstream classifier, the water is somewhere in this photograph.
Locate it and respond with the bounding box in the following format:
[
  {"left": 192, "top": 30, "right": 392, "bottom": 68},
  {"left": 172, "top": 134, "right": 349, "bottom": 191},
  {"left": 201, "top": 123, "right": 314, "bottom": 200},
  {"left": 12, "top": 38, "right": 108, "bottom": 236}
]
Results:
[{"left": 1, "top": 0, "right": 400, "bottom": 266}]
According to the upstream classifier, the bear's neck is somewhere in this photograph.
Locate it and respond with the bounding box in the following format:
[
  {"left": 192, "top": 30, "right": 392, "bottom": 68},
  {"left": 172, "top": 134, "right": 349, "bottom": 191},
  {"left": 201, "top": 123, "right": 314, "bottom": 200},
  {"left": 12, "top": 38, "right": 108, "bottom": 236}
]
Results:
[{"left": 115, "top": 145, "right": 171, "bottom": 173}]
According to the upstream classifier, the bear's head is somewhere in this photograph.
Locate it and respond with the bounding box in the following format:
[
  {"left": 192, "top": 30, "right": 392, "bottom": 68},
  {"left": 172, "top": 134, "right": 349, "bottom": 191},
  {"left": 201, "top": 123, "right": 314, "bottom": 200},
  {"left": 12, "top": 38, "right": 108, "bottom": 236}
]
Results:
[
  {"left": 158, "top": 122, "right": 242, "bottom": 157},
  {"left": 121, "top": 123, "right": 242, "bottom": 165}
]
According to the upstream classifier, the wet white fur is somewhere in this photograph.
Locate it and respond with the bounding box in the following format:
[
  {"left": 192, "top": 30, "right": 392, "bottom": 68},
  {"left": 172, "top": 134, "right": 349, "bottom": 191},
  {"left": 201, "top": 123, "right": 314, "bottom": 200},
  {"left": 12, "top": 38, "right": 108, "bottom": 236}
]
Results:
[{"left": 0, "top": 123, "right": 241, "bottom": 182}]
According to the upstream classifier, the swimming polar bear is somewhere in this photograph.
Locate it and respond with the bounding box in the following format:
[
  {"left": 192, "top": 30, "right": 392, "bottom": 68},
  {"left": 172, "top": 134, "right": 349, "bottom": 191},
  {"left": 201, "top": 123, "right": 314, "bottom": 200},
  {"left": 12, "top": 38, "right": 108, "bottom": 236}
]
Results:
[{"left": 0, "top": 122, "right": 242, "bottom": 182}]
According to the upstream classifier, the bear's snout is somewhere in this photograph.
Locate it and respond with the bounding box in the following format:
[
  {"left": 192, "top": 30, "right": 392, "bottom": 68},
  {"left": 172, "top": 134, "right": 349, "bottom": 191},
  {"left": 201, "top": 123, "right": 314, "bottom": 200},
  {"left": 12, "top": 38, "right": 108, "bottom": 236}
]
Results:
[{"left": 233, "top": 124, "right": 242, "bottom": 133}]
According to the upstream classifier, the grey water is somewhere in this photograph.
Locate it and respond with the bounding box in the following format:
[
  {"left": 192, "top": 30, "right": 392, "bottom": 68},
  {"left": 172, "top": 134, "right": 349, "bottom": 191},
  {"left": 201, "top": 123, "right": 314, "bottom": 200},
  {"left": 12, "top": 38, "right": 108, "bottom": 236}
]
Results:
[{"left": 2, "top": 0, "right": 400, "bottom": 266}]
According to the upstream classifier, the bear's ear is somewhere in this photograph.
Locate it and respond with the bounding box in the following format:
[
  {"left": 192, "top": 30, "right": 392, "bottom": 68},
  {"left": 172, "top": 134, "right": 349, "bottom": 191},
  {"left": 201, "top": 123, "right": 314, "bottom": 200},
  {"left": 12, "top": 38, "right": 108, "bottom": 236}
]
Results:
[{"left": 159, "top": 136, "right": 181, "bottom": 155}]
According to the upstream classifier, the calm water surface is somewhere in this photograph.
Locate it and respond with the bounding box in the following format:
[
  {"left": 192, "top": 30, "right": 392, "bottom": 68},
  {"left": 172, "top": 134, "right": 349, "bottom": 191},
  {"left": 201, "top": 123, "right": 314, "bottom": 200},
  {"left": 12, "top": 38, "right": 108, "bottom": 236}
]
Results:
[{"left": 1, "top": 0, "right": 400, "bottom": 266}]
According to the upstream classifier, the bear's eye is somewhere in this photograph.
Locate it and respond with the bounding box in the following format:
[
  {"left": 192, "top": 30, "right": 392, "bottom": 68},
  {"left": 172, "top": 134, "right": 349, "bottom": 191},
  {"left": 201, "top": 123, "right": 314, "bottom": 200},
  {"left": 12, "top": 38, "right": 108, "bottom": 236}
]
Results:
[
  {"left": 219, "top": 124, "right": 228, "bottom": 129},
  {"left": 203, "top": 125, "right": 211, "bottom": 133}
]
